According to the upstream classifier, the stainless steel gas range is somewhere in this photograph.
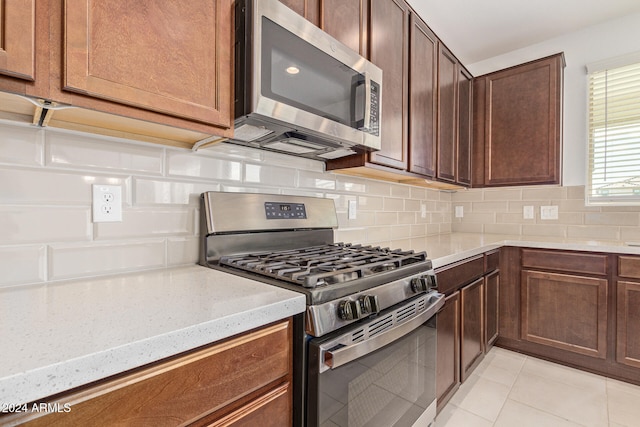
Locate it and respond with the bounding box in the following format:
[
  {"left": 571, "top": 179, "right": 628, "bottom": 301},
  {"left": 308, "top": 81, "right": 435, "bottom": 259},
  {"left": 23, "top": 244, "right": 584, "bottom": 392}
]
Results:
[{"left": 199, "top": 191, "right": 444, "bottom": 427}]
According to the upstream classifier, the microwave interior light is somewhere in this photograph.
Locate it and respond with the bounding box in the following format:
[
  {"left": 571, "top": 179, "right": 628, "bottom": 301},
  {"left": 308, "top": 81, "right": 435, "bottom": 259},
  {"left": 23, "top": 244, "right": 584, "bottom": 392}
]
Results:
[{"left": 286, "top": 66, "right": 300, "bottom": 75}]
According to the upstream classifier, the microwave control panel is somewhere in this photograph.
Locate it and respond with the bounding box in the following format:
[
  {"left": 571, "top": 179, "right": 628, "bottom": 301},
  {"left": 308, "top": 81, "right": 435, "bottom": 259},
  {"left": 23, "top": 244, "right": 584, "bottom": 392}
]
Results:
[
  {"left": 369, "top": 81, "right": 380, "bottom": 136},
  {"left": 265, "top": 202, "right": 307, "bottom": 219}
]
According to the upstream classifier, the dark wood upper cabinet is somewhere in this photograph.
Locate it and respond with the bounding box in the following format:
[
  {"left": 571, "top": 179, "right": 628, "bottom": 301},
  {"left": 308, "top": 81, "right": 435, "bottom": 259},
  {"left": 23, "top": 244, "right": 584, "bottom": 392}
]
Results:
[
  {"left": 437, "top": 45, "right": 458, "bottom": 183},
  {"left": 408, "top": 14, "right": 438, "bottom": 178},
  {"left": 0, "top": 0, "right": 36, "bottom": 81},
  {"left": 0, "top": 0, "right": 234, "bottom": 147},
  {"left": 457, "top": 68, "right": 473, "bottom": 186},
  {"left": 320, "top": 0, "right": 367, "bottom": 55},
  {"left": 367, "top": 0, "right": 410, "bottom": 170},
  {"left": 61, "top": 0, "right": 232, "bottom": 130},
  {"left": 278, "top": 0, "right": 320, "bottom": 26},
  {"left": 473, "top": 53, "right": 564, "bottom": 187}
]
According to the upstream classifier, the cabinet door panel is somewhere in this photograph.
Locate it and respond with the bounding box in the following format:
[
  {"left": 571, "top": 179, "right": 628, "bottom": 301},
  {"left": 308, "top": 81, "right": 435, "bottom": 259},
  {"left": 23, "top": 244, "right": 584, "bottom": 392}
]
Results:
[
  {"left": 321, "top": 0, "right": 366, "bottom": 55},
  {"left": 617, "top": 281, "right": 640, "bottom": 368},
  {"left": 485, "top": 270, "right": 499, "bottom": 349},
  {"left": 64, "top": 0, "right": 232, "bottom": 128},
  {"left": 279, "top": 0, "right": 320, "bottom": 26},
  {"left": 521, "top": 270, "right": 607, "bottom": 358},
  {"left": 457, "top": 68, "right": 472, "bottom": 185},
  {"left": 436, "top": 45, "right": 457, "bottom": 182},
  {"left": 482, "top": 54, "right": 563, "bottom": 186},
  {"left": 461, "top": 278, "right": 484, "bottom": 380},
  {"left": 408, "top": 14, "right": 437, "bottom": 177},
  {"left": 0, "top": 0, "right": 36, "bottom": 80},
  {"left": 436, "top": 291, "right": 460, "bottom": 411},
  {"left": 369, "top": 0, "right": 409, "bottom": 169}
]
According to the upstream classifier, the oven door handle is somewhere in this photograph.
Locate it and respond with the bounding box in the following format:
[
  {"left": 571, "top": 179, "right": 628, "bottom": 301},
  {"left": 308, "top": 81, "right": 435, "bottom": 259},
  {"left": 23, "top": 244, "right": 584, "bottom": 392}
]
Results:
[{"left": 322, "top": 293, "right": 444, "bottom": 370}]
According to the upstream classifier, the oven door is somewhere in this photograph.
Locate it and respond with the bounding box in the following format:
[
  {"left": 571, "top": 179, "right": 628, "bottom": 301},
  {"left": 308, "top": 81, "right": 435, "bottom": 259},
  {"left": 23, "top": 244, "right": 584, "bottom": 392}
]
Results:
[{"left": 307, "top": 292, "right": 444, "bottom": 427}]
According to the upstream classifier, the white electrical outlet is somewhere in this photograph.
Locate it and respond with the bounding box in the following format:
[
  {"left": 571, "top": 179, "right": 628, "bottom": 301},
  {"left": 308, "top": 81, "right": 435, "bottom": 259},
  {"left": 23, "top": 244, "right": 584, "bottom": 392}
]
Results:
[
  {"left": 93, "top": 184, "right": 123, "bottom": 222},
  {"left": 455, "top": 206, "right": 464, "bottom": 218},
  {"left": 540, "top": 205, "right": 558, "bottom": 220},
  {"left": 348, "top": 199, "right": 357, "bottom": 220},
  {"left": 523, "top": 205, "right": 534, "bottom": 219},
  {"left": 420, "top": 203, "right": 427, "bottom": 219}
]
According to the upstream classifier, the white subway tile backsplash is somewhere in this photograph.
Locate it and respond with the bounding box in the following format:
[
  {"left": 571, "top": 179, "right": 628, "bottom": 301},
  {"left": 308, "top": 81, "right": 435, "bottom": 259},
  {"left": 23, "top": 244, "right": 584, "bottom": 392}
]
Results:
[
  {"left": 0, "top": 245, "right": 46, "bottom": 287},
  {"left": 567, "top": 225, "right": 619, "bottom": 240},
  {"left": 0, "top": 121, "right": 44, "bottom": 166},
  {"left": 0, "top": 168, "right": 89, "bottom": 204},
  {"left": 134, "top": 178, "right": 220, "bottom": 205},
  {"left": 383, "top": 197, "right": 404, "bottom": 211},
  {"left": 390, "top": 184, "right": 411, "bottom": 198},
  {"left": 0, "top": 206, "right": 91, "bottom": 244},
  {"left": 297, "top": 170, "right": 336, "bottom": 190},
  {"left": 167, "top": 237, "right": 199, "bottom": 266},
  {"left": 49, "top": 240, "right": 166, "bottom": 280},
  {"left": 244, "top": 163, "right": 297, "bottom": 187},
  {"left": 167, "top": 150, "right": 242, "bottom": 181},
  {"left": 95, "top": 208, "right": 195, "bottom": 240},
  {"left": 375, "top": 212, "right": 398, "bottom": 226},
  {"left": 46, "top": 130, "right": 163, "bottom": 174}
]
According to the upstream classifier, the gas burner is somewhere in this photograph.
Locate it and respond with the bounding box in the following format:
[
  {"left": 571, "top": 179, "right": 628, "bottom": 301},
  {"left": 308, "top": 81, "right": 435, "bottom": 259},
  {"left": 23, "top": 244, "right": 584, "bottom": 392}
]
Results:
[{"left": 219, "top": 243, "right": 427, "bottom": 288}]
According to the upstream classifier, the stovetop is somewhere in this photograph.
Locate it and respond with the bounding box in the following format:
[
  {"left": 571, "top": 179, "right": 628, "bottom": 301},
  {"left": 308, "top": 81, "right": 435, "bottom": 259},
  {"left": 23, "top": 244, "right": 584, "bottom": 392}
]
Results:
[{"left": 220, "top": 243, "right": 428, "bottom": 288}]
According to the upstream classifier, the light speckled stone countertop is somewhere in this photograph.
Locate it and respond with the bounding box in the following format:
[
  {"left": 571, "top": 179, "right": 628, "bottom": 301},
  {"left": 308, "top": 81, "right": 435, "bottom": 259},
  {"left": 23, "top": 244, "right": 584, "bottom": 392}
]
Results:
[
  {"left": 0, "top": 265, "right": 306, "bottom": 406},
  {"left": 420, "top": 232, "right": 640, "bottom": 268}
]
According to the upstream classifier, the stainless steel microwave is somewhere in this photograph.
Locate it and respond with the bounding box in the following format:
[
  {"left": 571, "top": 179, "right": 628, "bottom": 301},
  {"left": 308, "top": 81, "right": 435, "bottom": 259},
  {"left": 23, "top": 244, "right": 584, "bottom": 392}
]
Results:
[{"left": 231, "top": 0, "right": 382, "bottom": 160}]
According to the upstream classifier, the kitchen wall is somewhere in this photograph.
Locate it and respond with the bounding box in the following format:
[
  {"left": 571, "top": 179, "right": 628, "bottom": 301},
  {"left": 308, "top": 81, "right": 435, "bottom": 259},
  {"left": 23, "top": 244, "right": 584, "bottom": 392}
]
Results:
[
  {"left": 452, "top": 186, "right": 640, "bottom": 242},
  {"left": 467, "top": 11, "right": 640, "bottom": 187},
  {"left": 0, "top": 120, "right": 451, "bottom": 288}
]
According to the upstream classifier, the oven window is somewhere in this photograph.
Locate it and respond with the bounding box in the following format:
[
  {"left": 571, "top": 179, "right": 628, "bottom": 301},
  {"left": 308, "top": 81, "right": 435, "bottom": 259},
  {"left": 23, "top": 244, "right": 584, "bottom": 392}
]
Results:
[
  {"left": 310, "top": 319, "right": 436, "bottom": 427},
  {"left": 261, "top": 17, "right": 362, "bottom": 127}
]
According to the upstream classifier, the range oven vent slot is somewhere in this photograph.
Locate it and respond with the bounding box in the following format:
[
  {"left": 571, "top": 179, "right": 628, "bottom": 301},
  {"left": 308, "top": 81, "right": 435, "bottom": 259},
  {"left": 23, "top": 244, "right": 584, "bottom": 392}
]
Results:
[
  {"left": 351, "top": 328, "right": 365, "bottom": 343},
  {"left": 368, "top": 314, "right": 394, "bottom": 337}
]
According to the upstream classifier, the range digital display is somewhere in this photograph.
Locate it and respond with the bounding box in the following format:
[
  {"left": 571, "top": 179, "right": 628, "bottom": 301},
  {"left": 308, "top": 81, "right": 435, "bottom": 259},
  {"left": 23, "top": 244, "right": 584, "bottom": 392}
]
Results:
[{"left": 265, "top": 202, "right": 307, "bottom": 219}]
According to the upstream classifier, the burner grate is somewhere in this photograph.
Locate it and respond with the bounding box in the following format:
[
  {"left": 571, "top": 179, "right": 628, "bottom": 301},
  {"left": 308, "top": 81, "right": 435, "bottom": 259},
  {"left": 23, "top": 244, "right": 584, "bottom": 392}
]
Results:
[{"left": 219, "top": 243, "right": 427, "bottom": 288}]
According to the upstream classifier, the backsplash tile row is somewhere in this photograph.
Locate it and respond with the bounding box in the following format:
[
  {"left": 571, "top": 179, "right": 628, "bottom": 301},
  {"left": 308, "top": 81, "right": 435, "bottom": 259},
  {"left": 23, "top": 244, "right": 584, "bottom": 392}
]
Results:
[
  {"left": 0, "top": 120, "right": 450, "bottom": 287},
  {"left": 451, "top": 186, "right": 640, "bottom": 241}
]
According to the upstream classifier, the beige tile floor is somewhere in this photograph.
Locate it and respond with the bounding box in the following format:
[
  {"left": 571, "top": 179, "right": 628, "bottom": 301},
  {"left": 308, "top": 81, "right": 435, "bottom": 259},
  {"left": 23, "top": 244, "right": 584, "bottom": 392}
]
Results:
[{"left": 432, "top": 347, "right": 640, "bottom": 427}]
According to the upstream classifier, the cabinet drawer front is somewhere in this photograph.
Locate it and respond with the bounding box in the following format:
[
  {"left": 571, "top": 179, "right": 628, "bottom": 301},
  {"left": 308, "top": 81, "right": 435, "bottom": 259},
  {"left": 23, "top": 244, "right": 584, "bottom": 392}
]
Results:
[
  {"left": 10, "top": 321, "right": 291, "bottom": 427},
  {"left": 521, "top": 270, "right": 607, "bottom": 359},
  {"left": 522, "top": 249, "right": 608, "bottom": 276},
  {"left": 619, "top": 256, "right": 640, "bottom": 279},
  {"left": 436, "top": 255, "right": 484, "bottom": 295},
  {"left": 485, "top": 250, "right": 499, "bottom": 273}
]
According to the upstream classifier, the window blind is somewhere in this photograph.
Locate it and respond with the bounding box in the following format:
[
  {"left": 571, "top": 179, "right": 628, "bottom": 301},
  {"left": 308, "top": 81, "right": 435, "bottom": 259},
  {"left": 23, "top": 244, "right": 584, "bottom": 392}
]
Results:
[{"left": 587, "top": 56, "right": 640, "bottom": 205}]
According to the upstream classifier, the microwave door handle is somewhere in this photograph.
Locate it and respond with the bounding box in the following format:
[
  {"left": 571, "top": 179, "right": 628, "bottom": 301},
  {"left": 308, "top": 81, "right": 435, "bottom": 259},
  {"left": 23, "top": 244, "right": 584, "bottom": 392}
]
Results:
[
  {"left": 361, "top": 72, "right": 372, "bottom": 131},
  {"left": 322, "top": 293, "right": 444, "bottom": 370},
  {"left": 352, "top": 73, "right": 372, "bottom": 131}
]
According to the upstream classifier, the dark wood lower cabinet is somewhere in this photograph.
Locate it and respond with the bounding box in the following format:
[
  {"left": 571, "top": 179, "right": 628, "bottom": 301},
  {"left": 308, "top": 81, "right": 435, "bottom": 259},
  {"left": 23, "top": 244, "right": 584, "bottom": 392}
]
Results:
[
  {"left": 461, "top": 278, "right": 484, "bottom": 381},
  {"left": 1, "top": 320, "right": 293, "bottom": 427},
  {"left": 521, "top": 270, "right": 608, "bottom": 359},
  {"left": 498, "top": 248, "right": 640, "bottom": 387},
  {"left": 617, "top": 280, "right": 640, "bottom": 368},
  {"left": 436, "top": 291, "right": 460, "bottom": 411},
  {"left": 484, "top": 269, "right": 499, "bottom": 348}
]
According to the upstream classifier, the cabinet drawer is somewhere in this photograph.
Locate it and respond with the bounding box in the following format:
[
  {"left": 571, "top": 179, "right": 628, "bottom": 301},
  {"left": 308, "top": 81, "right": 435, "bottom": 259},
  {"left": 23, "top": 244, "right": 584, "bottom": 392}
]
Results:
[
  {"left": 619, "top": 256, "right": 640, "bottom": 279},
  {"left": 522, "top": 249, "right": 608, "bottom": 276},
  {"left": 6, "top": 320, "right": 291, "bottom": 427},
  {"left": 485, "top": 250, "right": 499, "bottom": 273},
  {"left": 436, "top": 255, "right": 484, "bottom": 295}
]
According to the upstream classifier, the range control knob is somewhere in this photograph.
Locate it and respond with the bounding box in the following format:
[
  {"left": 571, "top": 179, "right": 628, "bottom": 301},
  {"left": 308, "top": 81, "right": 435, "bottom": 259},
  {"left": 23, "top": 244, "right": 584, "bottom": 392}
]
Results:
[
  {"left": 338, "top": 300, "right": 362, "bottom": 321},
  {"left": 359, "top": 295, "right": 381, "bottom": 315},
  {"left": 411, "top": 275, "right": 437, "bottom": 293}
]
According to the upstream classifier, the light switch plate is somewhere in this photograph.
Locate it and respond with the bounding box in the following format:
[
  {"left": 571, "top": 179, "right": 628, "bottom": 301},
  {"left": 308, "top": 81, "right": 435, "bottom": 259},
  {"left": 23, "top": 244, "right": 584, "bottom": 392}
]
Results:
[
  {"left": 348, "top": 199, "right": 357, "bottom": 220},
  {"left": 540, "top": 205, "right": 558, "bottom": 220},
  {"left": 523, "top": 205, "right": 535, "bottom": 219},
  {"left": 92, "top": 184, "right": 123, "bottom": 222},
  {"left": 455, "top": 206, "right": 464, "bottom": 218}
]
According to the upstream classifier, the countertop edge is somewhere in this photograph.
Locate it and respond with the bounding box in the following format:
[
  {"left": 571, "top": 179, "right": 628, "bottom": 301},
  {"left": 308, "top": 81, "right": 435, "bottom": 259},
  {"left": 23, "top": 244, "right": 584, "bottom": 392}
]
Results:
[{"left": 0, "top": 267, "right": 306, "bottom": 407}]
